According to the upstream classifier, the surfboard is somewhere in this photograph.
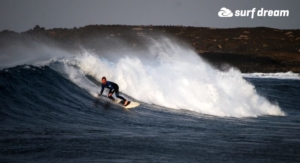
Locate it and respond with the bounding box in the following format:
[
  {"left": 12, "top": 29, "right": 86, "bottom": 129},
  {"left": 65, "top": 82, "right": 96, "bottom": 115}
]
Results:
[
  {"left": 96, "top": 95, "right": 140, "bottom": 109},
  {"left": 114, "top": 99, "right": 140, "bottom": 109}
]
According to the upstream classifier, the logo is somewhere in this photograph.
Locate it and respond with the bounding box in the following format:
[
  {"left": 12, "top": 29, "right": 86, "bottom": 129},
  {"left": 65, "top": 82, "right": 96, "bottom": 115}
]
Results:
[
  {"left": 218, "top": 7, "right": 289, "bottom": 19},
  {"left": 218, "top": 7, "right": 233, "bottom": 17}
]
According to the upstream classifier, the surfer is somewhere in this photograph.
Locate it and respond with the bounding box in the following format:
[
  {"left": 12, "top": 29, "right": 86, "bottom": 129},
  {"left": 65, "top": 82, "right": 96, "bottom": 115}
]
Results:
[{"left": 98, "top": 77, "right": 129, "bottom": 106}]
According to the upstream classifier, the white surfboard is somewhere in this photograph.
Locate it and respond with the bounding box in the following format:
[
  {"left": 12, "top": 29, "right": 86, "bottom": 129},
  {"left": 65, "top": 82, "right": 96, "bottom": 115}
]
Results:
[{"left": 114, "top": 99, "right": 140, "bottom": 109}]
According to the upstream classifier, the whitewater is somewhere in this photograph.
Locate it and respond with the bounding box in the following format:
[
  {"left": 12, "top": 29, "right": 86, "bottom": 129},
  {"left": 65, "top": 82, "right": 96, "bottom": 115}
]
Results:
[{"left": 34, "top": 37, "right": 284, "bottom": 117}]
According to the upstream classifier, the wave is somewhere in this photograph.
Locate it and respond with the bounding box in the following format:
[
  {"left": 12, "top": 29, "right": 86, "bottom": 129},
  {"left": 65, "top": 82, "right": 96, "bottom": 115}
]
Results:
[
  {"left": 243, "top": 72, "right": 300, "bottom": 80},
  {"left": 0, "top": 65, "right": 100, "bottom": 125},
  {"left": 33, "top": 37, "right": 285, "bottom": 117}
]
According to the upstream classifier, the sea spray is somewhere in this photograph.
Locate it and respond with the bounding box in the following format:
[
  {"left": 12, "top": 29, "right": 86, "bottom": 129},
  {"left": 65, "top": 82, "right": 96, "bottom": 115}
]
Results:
[
  {"left": 48, "top": 37, "right": 285, "bottom": 117},
  {"left": 0, "top": 42, "right": 71, "bottom": 69}
]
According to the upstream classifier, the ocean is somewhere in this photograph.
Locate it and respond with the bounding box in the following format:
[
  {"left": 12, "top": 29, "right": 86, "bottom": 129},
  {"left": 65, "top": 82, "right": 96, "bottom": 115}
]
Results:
[{"left": 0, "top": 38, "right": 299, "bottom": 163}]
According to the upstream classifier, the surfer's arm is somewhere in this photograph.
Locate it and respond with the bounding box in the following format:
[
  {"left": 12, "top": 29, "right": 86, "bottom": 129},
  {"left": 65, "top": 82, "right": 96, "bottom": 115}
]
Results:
[{"left": 99, "top": 85, "right": 105, "bottom": 96}]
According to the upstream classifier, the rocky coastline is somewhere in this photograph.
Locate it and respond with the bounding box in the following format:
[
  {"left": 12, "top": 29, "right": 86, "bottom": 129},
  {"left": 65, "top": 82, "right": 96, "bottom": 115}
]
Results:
[{"left": 1, "top": 25, "right": 300, "bottom": 73}]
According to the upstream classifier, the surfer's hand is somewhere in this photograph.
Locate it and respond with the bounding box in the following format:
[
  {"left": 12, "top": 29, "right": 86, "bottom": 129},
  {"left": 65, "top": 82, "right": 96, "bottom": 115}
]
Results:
[{"left": 108, "top": 93, "right": 112, "bottom": 97}]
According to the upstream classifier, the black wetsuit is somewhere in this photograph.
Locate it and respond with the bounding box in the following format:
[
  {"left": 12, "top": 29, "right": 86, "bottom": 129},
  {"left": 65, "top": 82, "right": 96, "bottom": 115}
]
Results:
[{"left": 100, "top": 81, "right": 126, "bottom": 101}]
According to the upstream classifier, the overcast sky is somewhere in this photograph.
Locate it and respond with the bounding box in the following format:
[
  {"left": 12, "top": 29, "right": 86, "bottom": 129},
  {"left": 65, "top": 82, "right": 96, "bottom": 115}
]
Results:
[{"left": 0, "top": 0, "right": 299, "bottom": 32}]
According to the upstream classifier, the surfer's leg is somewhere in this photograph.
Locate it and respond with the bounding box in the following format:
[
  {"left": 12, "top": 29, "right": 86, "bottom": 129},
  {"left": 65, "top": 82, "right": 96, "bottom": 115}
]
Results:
[
  {"left": 115, "top": 90, "right": 126, "bottom": 101},
  {"left": 115, "top": 87, "right": 129, "bottom": 106},
  {"left": 116, "top": 92, "right": 129, "bottom": 106}
]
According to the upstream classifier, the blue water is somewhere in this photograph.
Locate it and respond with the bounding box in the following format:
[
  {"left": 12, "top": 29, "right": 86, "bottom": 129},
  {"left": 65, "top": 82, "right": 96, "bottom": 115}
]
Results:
[{"left": 0, "top": 65, "right": 300, "bottom": 163}]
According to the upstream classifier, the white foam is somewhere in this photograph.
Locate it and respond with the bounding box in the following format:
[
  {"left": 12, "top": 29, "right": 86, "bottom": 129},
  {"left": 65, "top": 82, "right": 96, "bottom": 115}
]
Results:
[
  {"left": 243, "top": 72, "right": 300, "bottom": 80},
  {"left": 48, "top": 37, "right": 285, "bottom": 118}
]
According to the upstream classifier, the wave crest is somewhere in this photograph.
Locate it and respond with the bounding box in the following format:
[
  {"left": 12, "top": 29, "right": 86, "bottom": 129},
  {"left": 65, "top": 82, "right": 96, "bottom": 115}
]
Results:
[{"left": 47, "top": 37, "right": 285, "bottom": 117}]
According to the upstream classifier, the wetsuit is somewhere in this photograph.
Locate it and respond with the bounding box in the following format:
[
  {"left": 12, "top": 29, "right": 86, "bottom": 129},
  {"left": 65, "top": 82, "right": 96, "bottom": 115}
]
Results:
[{"left": 99, "top": 81, "right": 126, "bottom": 101}]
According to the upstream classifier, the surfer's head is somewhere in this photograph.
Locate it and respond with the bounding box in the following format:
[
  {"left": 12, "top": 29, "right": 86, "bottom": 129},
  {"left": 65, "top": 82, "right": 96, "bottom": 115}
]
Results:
[{"left": 101, "top": 76, "right": 107, "bottom": 84}]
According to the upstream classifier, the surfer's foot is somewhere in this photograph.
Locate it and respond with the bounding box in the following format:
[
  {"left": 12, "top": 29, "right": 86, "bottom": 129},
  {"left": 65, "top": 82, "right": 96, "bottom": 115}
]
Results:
[{"left": 124, "top": 100, "right": 129, "bottom": 106}]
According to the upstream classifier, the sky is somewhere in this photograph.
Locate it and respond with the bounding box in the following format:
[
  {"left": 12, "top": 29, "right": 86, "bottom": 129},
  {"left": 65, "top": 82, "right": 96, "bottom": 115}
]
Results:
[{"left": 0, "top": 0, "right": 300, "bottom": 32}]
